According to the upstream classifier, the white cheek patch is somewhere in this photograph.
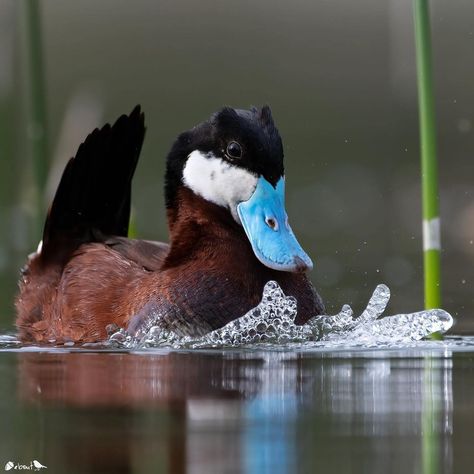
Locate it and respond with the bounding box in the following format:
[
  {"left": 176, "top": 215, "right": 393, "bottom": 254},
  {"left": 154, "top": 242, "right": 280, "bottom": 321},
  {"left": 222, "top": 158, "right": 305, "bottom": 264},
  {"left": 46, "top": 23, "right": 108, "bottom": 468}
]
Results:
[{"left": 182, "top": 150, "right": 258, "bottom": 223}]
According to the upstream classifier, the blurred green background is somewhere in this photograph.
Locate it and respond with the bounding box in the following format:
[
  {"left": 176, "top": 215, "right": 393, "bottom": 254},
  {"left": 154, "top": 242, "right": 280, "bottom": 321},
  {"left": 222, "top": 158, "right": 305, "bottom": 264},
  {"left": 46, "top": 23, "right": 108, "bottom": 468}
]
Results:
[{"left": 0, "top": 0, "right": 473, "bottom": 331}]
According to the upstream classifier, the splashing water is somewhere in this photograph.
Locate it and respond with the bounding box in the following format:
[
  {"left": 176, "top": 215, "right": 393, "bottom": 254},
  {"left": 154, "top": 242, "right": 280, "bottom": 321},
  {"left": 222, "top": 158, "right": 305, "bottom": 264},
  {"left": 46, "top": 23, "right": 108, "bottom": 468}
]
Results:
[{"left": 108, "top": 281, "right": 453, "bottom": 349}]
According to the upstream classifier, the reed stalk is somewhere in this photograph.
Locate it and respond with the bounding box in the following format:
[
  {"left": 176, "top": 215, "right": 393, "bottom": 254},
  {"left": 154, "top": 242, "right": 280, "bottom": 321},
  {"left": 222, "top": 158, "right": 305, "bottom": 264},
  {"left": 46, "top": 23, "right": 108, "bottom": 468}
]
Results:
[
  {"left": 20, "top": 0, "right": 49, "bottom": 236},
  {"left": 413, "top": 0, "right": 441, "bottom": 309}
]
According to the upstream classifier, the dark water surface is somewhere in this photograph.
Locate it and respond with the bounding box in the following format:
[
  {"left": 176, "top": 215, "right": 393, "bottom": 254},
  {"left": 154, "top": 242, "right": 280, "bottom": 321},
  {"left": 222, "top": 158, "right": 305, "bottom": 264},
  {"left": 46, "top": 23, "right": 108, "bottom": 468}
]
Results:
[{"left": 1, "top": 337, "right": 473, "bottom": 474}]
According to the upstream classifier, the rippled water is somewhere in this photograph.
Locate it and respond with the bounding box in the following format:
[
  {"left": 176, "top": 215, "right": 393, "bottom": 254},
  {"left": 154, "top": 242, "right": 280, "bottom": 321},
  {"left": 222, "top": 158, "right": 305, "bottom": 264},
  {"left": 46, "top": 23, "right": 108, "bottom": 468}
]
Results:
[{"left": 1, "top": 334, "right": 474, "bottom": 474}]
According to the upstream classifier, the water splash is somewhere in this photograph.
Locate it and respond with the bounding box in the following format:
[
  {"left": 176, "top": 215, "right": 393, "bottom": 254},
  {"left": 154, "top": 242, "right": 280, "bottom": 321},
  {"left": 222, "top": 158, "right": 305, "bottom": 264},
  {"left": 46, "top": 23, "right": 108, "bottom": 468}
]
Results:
[{"left": 108, "top": 281, "right": 453, "bottom": 349}]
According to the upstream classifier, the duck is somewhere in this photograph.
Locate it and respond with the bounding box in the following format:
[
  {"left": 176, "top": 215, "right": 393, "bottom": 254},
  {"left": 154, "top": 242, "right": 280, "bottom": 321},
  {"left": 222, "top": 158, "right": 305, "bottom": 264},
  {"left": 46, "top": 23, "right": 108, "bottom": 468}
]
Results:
[{"left": 16, "top": 105, "right": 324, "bottom": 343}]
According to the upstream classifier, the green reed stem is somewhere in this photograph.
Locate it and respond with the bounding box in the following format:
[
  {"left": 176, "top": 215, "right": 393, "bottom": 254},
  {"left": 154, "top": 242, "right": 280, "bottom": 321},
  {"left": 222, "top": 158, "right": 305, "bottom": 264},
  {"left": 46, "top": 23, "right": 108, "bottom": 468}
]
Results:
[
  {"left": 413, "top": 0, "right": 441, "bottom": 309},
  {"left": 20, "top": 0, "right": 49, "bottom": 235}
]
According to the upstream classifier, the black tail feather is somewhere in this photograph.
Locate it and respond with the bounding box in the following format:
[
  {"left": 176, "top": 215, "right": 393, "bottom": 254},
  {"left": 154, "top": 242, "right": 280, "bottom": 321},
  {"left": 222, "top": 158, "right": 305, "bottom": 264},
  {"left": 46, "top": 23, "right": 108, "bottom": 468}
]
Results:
[{"left": 41, "top": 105, "right": 146, "bottom": 262}]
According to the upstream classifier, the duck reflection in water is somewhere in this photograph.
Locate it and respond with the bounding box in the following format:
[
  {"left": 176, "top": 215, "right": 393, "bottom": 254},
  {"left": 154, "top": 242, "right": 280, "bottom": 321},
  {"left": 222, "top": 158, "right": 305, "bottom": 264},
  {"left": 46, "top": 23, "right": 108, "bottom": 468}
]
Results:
[{"left": 16, "top": 351, "right": 454, "bottom": 474}]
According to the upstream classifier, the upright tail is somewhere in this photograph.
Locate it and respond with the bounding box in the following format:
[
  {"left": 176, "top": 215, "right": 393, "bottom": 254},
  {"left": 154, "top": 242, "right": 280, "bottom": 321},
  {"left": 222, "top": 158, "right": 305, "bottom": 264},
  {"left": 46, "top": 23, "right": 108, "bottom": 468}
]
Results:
[{"left": 40, "top": 105, "right": 146, "bottom": 263}]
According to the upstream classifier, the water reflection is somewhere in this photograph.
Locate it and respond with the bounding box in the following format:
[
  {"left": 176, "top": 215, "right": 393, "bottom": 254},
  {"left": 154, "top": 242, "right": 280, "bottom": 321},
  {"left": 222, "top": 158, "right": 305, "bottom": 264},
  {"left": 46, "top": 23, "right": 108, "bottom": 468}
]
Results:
[{"left": 8, "top": 350, "right": 454, "bottom": 473}]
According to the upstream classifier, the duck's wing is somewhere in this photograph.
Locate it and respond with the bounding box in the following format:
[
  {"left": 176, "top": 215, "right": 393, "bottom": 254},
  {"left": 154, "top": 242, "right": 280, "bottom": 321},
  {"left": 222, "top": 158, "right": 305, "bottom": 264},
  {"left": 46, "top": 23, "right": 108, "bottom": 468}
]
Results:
[
  {"left": 105, "top": 237, "right": 170, "bottom": 271},
  {"left": 41, "top": 105, "right": 146, "bottom": 264}
]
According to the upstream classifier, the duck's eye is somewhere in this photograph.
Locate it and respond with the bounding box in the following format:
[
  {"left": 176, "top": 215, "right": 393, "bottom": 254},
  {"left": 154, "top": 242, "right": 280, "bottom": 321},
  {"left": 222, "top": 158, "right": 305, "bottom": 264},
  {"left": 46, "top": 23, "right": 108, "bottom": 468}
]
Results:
[{"left": 226, "top": 141, "right": 242, "bottom": 159}]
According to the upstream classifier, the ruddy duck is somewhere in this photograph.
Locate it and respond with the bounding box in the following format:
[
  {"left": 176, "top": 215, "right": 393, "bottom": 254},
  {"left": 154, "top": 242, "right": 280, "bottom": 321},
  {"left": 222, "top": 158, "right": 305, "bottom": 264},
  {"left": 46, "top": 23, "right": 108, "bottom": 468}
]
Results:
[{"left": 16, "top": 105, "right": 324, "bottom": 342}]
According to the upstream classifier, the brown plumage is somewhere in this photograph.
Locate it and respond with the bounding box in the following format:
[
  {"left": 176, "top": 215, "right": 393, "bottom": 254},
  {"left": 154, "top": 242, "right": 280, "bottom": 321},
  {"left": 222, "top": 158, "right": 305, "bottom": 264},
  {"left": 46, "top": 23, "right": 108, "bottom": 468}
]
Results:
[{"left": 15, "top": 106, "right": 324, "bottom": 343}]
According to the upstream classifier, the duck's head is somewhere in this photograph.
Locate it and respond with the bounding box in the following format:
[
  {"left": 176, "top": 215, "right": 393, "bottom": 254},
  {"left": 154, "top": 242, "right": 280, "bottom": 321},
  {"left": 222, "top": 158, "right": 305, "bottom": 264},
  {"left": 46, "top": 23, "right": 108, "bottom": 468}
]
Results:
[{"left": 165, "top": 106, "right": 313, "bottom": 273}]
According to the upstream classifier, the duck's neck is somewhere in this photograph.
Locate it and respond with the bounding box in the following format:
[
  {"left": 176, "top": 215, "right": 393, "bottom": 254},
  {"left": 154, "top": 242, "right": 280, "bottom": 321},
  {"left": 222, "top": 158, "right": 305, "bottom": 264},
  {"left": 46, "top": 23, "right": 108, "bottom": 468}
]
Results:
[
  {"left": 161, "top": 186, "right": 322, "bottom": 325},
  {"left": 164, "top": 186, "right": 254, "bottom": 268}
]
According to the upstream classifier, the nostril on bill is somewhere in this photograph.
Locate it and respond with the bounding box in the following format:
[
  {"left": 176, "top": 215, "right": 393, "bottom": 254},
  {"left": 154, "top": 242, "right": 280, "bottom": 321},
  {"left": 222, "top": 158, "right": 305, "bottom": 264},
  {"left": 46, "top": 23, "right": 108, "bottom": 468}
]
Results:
[{"left": 265, "top": 217, "right": 278, "bottom": 231}]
